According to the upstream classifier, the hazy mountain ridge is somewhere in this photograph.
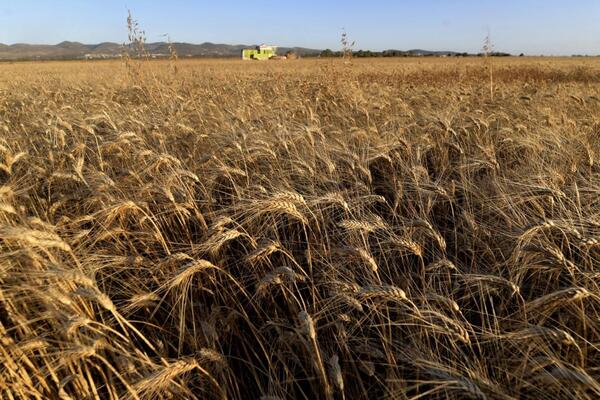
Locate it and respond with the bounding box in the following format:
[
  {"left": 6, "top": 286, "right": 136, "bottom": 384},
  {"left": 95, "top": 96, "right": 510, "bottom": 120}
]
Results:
[
  {"left": 0, "top": 41, "right": 323, "bottom": 60},
  {"left": 0, "top": 41, "right": 480, "bottom": 60}
]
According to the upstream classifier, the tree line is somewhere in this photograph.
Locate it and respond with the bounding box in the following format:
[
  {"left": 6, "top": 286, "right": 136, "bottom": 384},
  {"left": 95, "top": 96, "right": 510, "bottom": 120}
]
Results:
[{"left": 318, "top": 49, "right": 515, "bottom": 58}]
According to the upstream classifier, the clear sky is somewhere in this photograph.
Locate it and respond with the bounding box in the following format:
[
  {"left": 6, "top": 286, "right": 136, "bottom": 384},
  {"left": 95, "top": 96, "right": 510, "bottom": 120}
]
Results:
[{"left": 1, "top": 0, "right": 600, "bottom": 55}]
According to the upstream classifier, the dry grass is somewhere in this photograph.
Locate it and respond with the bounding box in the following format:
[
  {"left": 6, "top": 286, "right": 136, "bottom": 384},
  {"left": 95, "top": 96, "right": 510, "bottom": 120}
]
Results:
[{"left": 1, "top": 57, "right": 600, "bottom": 399}]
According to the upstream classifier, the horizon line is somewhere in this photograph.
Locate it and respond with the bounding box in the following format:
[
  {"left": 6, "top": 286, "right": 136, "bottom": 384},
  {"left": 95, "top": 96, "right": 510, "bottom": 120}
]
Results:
[{"left": 2, "top": 40, "right": 598, "bottom": 57}]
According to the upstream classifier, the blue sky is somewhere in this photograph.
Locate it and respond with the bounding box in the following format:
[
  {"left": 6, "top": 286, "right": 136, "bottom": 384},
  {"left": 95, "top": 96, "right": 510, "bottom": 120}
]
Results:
[{"left": 1, "top": 1, "right": 600, "bottom": 55}]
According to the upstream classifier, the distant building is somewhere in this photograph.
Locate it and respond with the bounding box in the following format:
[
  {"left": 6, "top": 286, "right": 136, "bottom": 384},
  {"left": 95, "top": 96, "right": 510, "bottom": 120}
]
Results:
[
  {"left": 242, "top": 44, "right": 278, "bottom": 60},
  {"left": 84, "top": 53, "right": 119, "bottom": 60}
]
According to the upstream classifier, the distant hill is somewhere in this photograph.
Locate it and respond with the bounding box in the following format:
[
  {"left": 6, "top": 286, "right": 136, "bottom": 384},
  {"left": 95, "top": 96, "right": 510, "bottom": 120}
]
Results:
[
  {"left": 406, "top": 49, "right": 460, "bottom": 56},
  {"left": 0, "top": 41, "right": 322, "bottom": 60},
  {"left": 0, "top": 41, "right": 489, "bottom": 61}
]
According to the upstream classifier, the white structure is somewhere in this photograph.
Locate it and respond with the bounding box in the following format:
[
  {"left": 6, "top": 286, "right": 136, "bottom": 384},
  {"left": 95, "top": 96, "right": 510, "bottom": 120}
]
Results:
[{"left": 258, "top": 44, "right": 278, "bottom": 52}]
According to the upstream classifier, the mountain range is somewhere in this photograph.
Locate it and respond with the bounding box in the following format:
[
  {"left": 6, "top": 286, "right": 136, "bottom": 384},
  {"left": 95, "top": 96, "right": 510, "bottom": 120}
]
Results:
[{"left": 0, "top": 41, "right": 322, "bottom": 60}]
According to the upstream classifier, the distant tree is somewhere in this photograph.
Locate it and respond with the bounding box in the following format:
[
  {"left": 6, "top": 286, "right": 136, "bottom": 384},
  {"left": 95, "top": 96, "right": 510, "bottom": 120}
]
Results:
[
  {"left": 355, "top": 50, "right": 374, "bottom": 58},
  {"left": 519, "top": 53, "right": 525, "bottom": 57},
  {"left": 382, "top": 50, "right": 405, "bottom": 57},
  {"left": 320, "top": 49, "right": 335, "bottom": 57}
]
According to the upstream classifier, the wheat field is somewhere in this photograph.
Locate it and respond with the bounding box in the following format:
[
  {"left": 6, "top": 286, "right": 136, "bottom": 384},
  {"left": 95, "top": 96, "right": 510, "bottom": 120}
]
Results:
[{"left": 1, "top": 57, "right": 600, "bottom": 399}]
